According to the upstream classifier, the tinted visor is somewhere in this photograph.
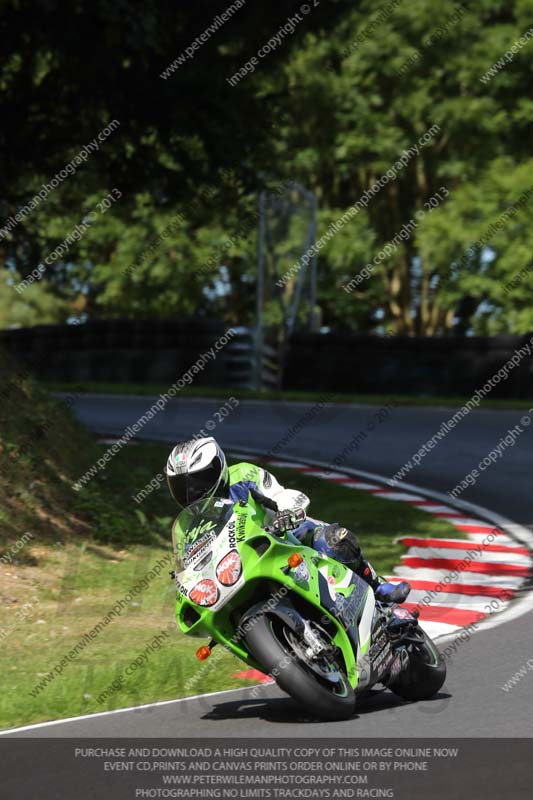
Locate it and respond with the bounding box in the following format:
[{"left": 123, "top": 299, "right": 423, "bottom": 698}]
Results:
[
  {"left": 167, "top": 472, "right": 189, "bottom": 508},
  {"left": 187, "top": 462, "right": 221, "bottom": 503},
  {"left": 167, "top": 460, "right": 224, "bottom": 508}
]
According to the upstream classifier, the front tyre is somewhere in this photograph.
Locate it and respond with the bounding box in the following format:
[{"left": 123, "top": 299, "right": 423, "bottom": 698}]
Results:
[
  {"left": 244, "top": 613, "right": 355, "bottom": 721},
  {"left": 389, "top": 627, "right": 446, "bottom": 701}
]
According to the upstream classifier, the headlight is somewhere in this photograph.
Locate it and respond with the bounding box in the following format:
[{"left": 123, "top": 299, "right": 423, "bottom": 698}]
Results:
[
  {"left": 189, "top": 579, "right": 219, "bottom": 607},
  {"left": 216, "top": 551, "right": 242, "bottom": 586}
]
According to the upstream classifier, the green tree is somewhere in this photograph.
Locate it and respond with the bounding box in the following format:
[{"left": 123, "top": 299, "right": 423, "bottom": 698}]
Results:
[
  {"left": 267, "top": 0, "right": 533, "bottom": 334},
  {"left": 3, "top": 0, "right": 533, "bottom": 336},
  {"left": 0, "top": 271, "right": 69, "bottom": 328}
]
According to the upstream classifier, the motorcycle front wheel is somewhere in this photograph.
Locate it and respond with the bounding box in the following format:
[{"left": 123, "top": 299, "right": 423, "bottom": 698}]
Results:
[{"left": 244, "top": 612, "right": 355, "bottom": 721}]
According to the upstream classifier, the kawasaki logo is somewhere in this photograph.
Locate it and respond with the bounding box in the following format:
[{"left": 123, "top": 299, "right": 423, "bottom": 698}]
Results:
[{"left": 236, "top": 514, "right": 246, "bottom": 542}]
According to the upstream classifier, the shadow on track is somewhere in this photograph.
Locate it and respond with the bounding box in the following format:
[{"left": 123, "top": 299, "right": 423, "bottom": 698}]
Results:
[{"left": 200, "top": 688, "right": 452, "bottom": 726}]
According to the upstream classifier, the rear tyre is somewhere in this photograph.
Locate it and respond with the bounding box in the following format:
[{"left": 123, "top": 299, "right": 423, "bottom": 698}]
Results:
[
  {"left": 244, "top": 613, "right": 355, "bottom": 721},
  {"left": 389, "top": 627, "right": 446, "bottom": 701}
]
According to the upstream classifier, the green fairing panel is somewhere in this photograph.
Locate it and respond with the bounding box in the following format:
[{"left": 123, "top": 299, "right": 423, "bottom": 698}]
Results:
[{"left": 228, "top": 462, "right": 262, "bottom": 485}]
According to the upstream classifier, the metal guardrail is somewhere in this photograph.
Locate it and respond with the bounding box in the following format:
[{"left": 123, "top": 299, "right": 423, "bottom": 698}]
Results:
[
  {"left": 0, "top": 320, "right": 283, "bottom": 390},
  {"left": 224, "top": 327, "right": 281, "bottom": 390}
]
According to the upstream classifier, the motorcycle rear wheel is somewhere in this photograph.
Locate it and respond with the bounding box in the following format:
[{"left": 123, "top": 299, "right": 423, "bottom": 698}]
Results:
[{"left": 388, "top": 627, "right": 446, "bottom": 701}]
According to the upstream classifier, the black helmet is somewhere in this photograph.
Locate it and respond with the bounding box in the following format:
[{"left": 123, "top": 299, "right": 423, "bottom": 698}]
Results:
[{"left": 165, "top": 437, "right": 229, "bottom": 508}]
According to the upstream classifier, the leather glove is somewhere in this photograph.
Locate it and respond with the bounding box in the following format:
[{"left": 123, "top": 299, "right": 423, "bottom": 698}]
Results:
[{"left": 270, "top": 507, "right": 306, "bottom": 534}]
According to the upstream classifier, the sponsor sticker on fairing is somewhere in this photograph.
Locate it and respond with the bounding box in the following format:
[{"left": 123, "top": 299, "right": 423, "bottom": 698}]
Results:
[
  {"left": 184, "top": 528, "right": 216, "bottom": 566},
  {"left": 292, "top": 560, "right": 310, "bottom": 584},
  {"left": 189, "top": 579, "right": 219, "bottom": 607},
  {"left": 216, "top": 550, "right": 242, "bottom": 586}
]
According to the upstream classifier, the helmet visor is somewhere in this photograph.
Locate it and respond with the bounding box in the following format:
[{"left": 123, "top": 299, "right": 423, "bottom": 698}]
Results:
[
  {"left": 187, "top": 462, "right": 221, "bottom": 503},
  {"left": 167, "top": 460, "right": 224, "bottom": 508}
]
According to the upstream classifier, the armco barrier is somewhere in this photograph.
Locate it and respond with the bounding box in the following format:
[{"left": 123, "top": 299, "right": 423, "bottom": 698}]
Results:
[
  {"left": 0, "top": 320, "right": 280, "bottom": 389},
  {"left": 284, "top": 331, "right": 533, "bottom": 398},
  {"left": 1, "top": 322, "right": 532, "bottom": 397}
]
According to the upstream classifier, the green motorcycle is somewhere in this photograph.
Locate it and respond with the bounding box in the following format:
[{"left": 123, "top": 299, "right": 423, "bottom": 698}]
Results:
[{"left": 173, "top": 492, "right": 446, "bottom": 720}]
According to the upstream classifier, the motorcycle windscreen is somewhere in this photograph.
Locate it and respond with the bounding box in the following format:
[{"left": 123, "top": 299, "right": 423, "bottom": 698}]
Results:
[{"left": 172, "top": 497, "right": 235, "bottom": 572}]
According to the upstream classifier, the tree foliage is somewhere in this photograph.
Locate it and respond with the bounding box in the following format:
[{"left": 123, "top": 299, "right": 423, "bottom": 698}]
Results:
[{"left": 1, "top": 0, "right": 532, "bottom": 334}]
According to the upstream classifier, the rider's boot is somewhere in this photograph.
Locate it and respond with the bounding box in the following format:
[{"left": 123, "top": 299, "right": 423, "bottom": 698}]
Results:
[{"left": 355, "top": 557, "right": 411, "bottom": 604}]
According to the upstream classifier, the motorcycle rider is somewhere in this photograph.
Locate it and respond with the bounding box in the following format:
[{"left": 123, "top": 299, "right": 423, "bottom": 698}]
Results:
[{"left": 165, "top": 436, "right": 410, "bottom": 604}]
